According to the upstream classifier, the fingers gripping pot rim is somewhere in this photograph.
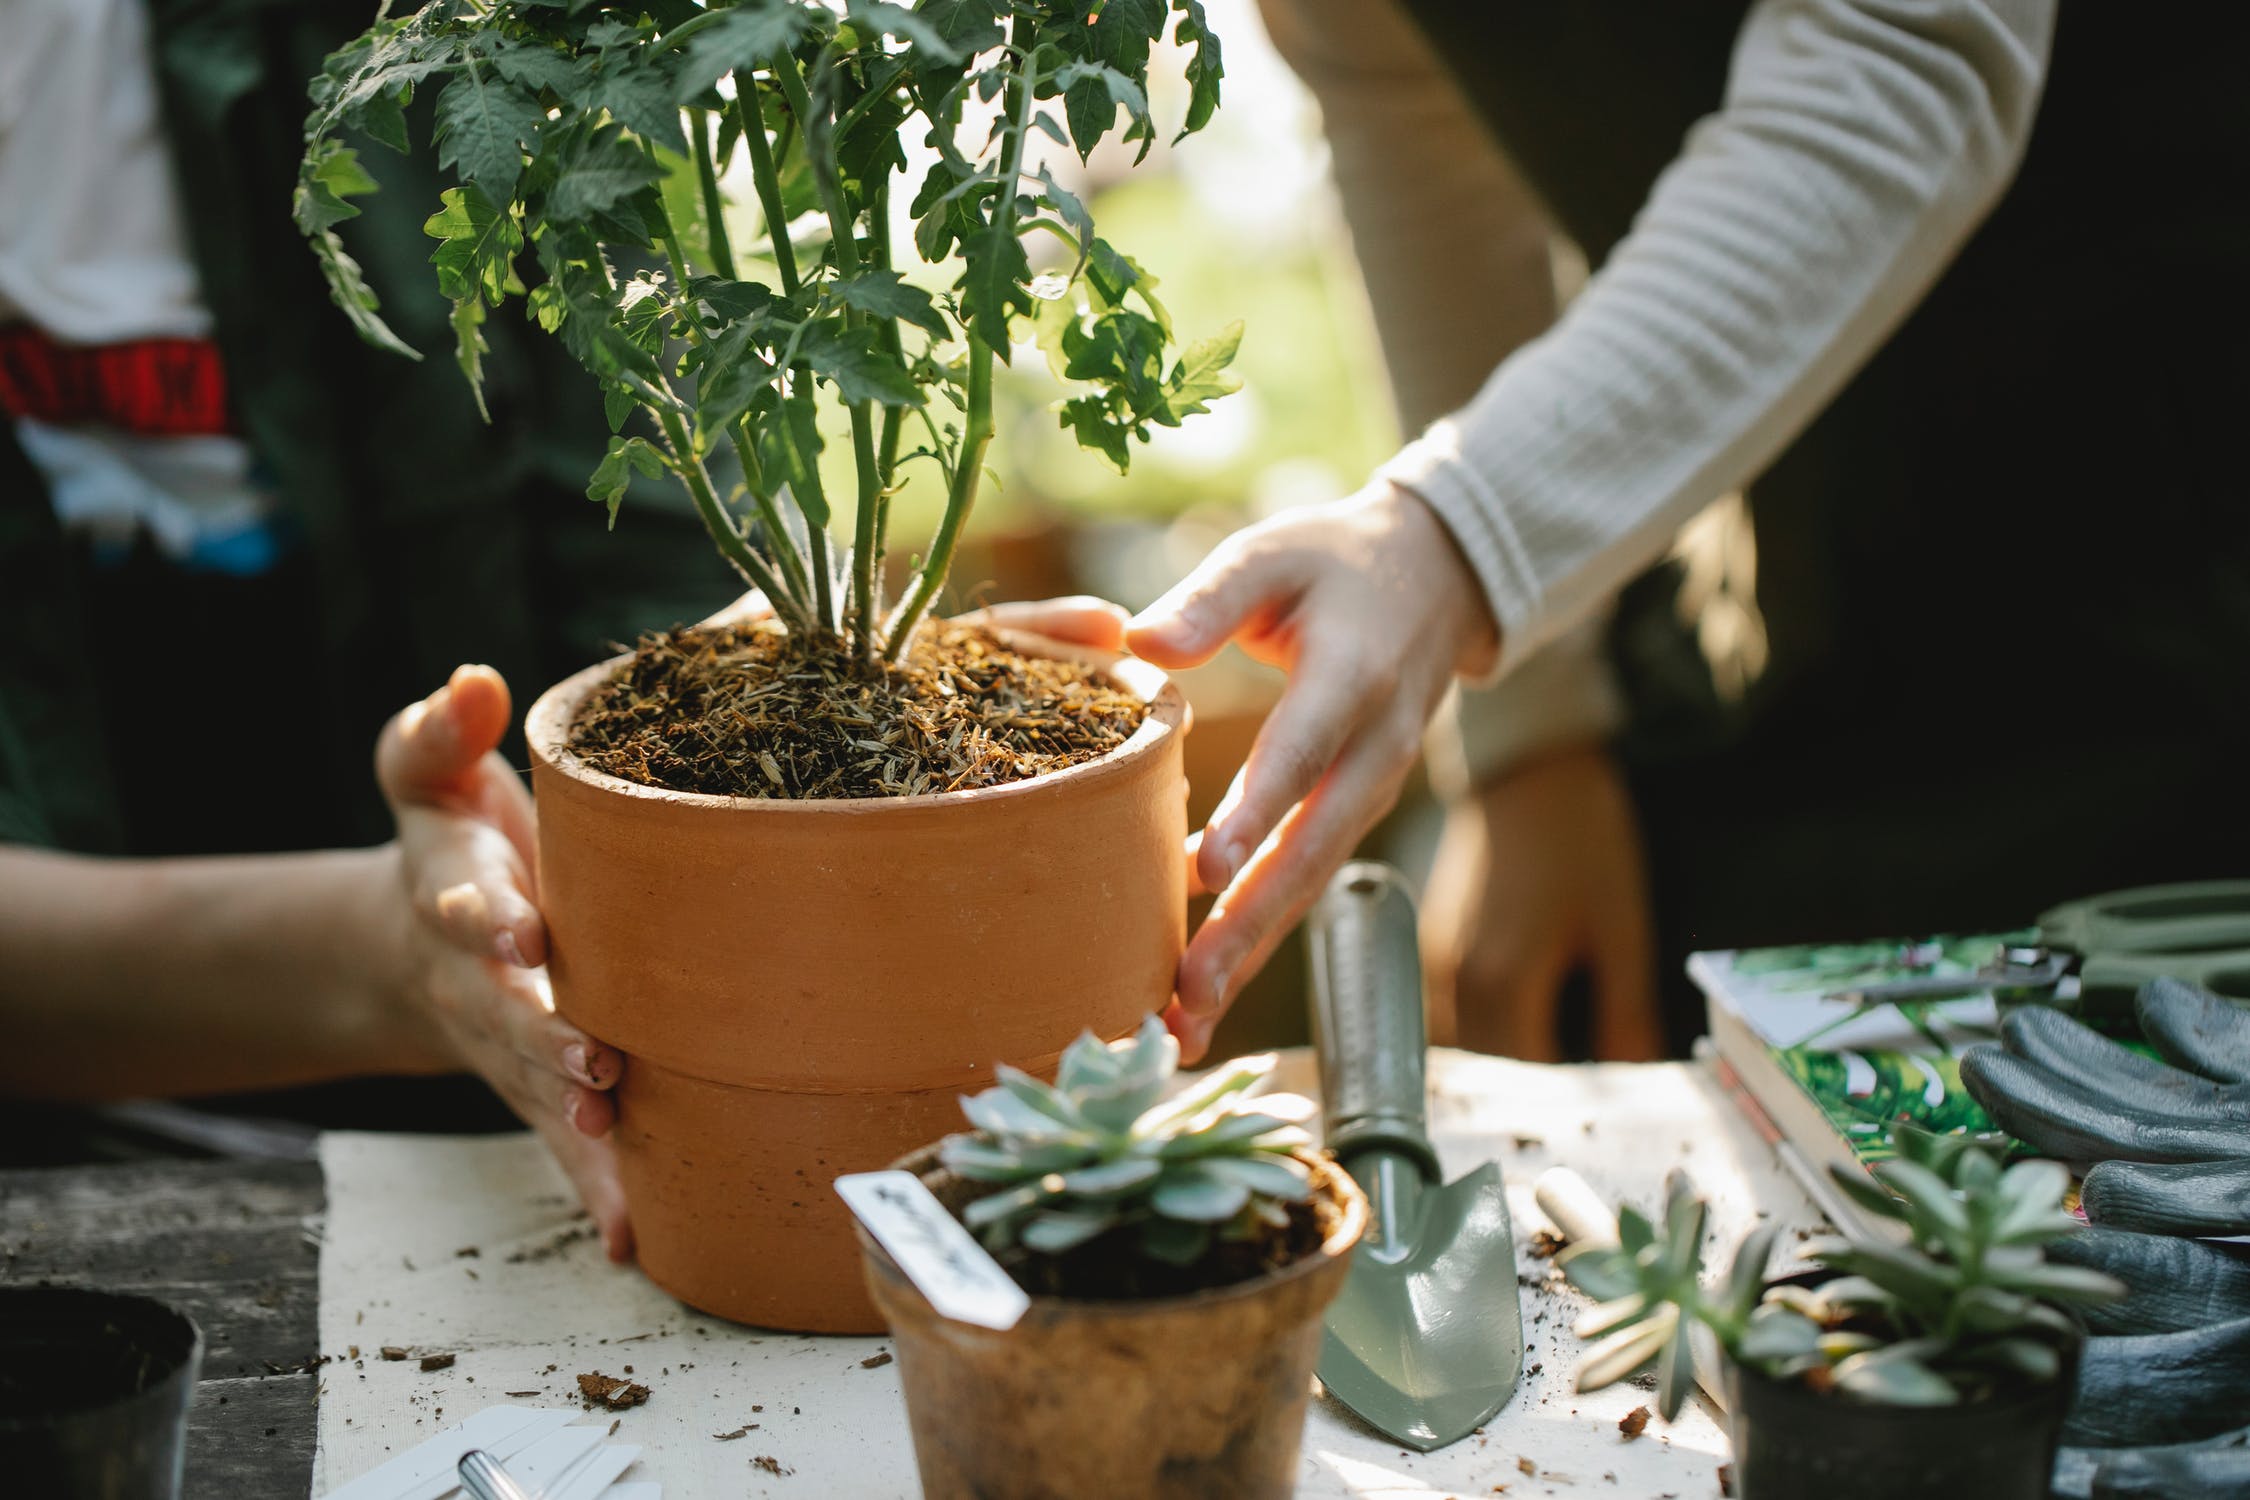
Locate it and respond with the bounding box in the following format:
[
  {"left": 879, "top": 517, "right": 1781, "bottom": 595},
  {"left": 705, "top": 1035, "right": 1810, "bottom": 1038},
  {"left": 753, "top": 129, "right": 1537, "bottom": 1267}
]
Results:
[{"left": 526, "top": 629, "right": 1191, "bottom": 1334}]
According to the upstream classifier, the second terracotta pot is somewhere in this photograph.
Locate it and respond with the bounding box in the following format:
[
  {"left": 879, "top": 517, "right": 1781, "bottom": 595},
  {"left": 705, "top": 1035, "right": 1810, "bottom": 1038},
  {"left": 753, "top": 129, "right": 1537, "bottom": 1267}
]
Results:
[{"left": 526, "top": 631, "right": 1189, "bottom": 1333}]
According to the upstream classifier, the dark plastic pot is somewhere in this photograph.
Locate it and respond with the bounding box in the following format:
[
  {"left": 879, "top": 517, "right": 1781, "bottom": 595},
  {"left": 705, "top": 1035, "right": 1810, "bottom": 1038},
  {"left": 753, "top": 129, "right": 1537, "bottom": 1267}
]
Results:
[
  {"left": 1722, "top": 1340, "right": 2078, "bottom": 1500},
  {"left": 0, "top": 1288, "right": 204, "bottom": 1500}
]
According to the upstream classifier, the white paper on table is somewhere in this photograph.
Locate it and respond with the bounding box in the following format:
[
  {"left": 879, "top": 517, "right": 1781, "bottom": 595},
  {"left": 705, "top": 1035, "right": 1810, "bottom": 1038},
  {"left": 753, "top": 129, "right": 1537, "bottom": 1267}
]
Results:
[{"left": 316, "top": 1405, "right": 655, "bottom": 1500}]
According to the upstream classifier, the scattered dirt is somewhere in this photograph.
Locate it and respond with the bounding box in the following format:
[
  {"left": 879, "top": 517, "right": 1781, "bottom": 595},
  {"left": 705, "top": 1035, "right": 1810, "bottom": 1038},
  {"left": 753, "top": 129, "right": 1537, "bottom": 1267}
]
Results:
[
  {"left": 858, "top": 1351, "right": 892, "bottom": 1370},
  {"left": 418, "top": 1354, "right": 455, "bottom": 1373},
  {"left": 576, "top": 1371, "right": 650, "bottom": 1410},
  {"left": 1528, "top": 1227, "right": 1568, "bottom": 1260},
  {"left": 751, "top": 1455, "right": 794, "bottom": 1476},
  {"left": 1619, "top": 1406, "right": 1651, "bottom": 1440},
  {"left": 1718, "top": 1461, "right": 1735, "bottom": 1496},
  {"left": 506, "top": 1225, "right": 598, "bottom": 1265},
  {"left": 378, "top": 1347, "right": 410, "bottom": 1362},
  {"left": 713, "top": 1424, "right": 759, "bottom": 1441},
  {"left": 568, "top": 620, "right": 1146, "bottom": 800},
  {"left": 1517, "top": 1456, "right": 1537, "bottom": 1476}
]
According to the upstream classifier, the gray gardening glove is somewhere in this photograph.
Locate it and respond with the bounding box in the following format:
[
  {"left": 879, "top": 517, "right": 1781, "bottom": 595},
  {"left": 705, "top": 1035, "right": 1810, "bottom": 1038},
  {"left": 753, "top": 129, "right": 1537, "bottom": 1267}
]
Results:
[
  {"left": 1961, "top": 978, "right": 2250, "bottom": 1237},
  {"left": 2051, "top": 1426, "right": 2250, "bottom": 1499}
]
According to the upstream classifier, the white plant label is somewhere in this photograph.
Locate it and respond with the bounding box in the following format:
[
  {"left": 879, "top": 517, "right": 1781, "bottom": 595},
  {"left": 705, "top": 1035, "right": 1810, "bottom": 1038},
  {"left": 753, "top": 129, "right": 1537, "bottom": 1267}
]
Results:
[{"left": 836, "top": 1170, "right": 1030, "bottom": 1331}]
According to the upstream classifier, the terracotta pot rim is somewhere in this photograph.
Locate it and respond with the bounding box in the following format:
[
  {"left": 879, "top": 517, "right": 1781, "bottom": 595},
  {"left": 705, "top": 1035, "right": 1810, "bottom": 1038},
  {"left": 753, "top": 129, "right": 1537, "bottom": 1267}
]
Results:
[
  {"left": 860, "top": 1146, "right": 1370, "bottom": 1324},
  {"left": 526, "top": 625, "right": 1187, "bottom": 815}
]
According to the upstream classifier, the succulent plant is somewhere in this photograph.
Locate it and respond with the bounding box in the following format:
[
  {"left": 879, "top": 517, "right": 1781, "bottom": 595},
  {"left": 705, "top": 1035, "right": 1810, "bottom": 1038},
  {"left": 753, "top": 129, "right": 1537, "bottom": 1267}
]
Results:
[
  {"left": 940, "top": 1015, "right": 1314, "bottom": 1267},
  {"left": 1562, "top": 1126, "right": 2125, "bottom": 1418}
]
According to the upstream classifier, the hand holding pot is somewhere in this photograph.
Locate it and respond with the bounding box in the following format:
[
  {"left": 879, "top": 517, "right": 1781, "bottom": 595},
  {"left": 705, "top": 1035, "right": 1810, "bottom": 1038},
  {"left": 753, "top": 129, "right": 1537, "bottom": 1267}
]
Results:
[
  {"left": 374, "top": 665, "right": 630, "bottom": 1260},
  {"left": 1125, "top": 482, "right": 1498, "bottom": 1059},
  {"left": 1421, "top": 745, "right": 1664, "bottom": 1060}
]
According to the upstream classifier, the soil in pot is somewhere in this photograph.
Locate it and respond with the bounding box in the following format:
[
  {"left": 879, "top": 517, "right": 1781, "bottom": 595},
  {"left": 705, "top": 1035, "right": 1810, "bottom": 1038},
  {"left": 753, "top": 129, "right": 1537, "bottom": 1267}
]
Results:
[
  {"left": 569, "top": 618, "right": 1146, "bottom": 800},
  {"left": 0, "top": 1287, "right": 204, "bottom": 1500},
  {"left": 862, "top": 1147, "right": 1369, "bottom": 1500},
  {"left": 1722, "top": 1340, "right": 2079, "bottom": 1500},
  {"left": 530, "top": 620, "right": 1189, "bottom": 1334}
]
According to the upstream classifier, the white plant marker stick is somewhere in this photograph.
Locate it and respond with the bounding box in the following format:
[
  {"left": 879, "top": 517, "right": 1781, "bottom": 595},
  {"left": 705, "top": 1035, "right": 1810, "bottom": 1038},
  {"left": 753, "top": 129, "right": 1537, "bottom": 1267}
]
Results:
[
  {"left": 1534, "top": 1167, "right": 1730, "bottom": 1414},
  {"left": 837, "top": 1170, "right": 1031, "bottom": 1331}
]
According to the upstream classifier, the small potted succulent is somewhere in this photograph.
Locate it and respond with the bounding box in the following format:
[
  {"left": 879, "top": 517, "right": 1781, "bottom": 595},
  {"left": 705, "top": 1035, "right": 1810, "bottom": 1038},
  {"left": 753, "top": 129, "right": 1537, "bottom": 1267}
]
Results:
[
  {"left": 860, "top": 1016, "right": 1369, "bottom": 1500},
  {"left": 1562, "top": 1128, "right": 2123, "bottom": 1500},
  {"left": 297, "top": 0, "right": 1234, "bottom": 1331}
]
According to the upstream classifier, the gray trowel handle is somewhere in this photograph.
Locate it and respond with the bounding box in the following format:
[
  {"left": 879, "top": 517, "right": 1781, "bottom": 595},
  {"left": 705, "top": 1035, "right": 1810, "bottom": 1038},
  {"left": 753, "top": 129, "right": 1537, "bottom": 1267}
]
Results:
[{"left": 1309, "top": 862, "right": 1443, "bottom": 1181}]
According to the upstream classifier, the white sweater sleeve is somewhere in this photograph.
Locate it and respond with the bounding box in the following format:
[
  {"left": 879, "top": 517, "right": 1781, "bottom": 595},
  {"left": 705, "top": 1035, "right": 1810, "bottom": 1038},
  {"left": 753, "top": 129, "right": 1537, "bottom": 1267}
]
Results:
[{"left": 1377, "top": 0, "right": 2054, "bottom": 679}]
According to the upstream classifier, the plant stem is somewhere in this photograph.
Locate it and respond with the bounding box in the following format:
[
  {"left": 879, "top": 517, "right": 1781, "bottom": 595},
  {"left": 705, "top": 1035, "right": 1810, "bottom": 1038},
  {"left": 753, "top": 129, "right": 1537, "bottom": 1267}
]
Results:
[
  {"left": 659, "top": 233, "right": 814, "bottom": 612},
  {"left": 885, "top": 331, "right": 991, "bottom": 659},
  {"left": 781, "top": 48, "right": 888, "bottom": 661},
  {"left": 734, "top": 88, "right": 800, "bottom": 299},
  {"left": 688, "top": 109, "right": 737, "bottom": 282},
  {"left": 654, "top": 401, "right": 808, "bottom": 631},
  {"left": 883, "top": 48, "right": 1035, "bottom": 660}
]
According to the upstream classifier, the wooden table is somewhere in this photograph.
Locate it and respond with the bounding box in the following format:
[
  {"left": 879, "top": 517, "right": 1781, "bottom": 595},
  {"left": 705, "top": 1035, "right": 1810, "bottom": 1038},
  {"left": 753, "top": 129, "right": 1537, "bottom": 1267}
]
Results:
[{"left": 1, "top": 1158, "right": 324, "bottom": 1500}]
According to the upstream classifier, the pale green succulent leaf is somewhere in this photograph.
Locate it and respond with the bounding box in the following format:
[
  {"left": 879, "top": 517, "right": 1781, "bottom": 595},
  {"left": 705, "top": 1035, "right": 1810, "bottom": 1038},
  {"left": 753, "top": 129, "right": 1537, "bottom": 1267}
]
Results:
[
  {"left": 1019, "top": 1208, "right": 1117, "bottom": 1254},
  {"left": 1191, "top": 1153, "right": 1309, "bottom": 1201},
  {"left": 1576, "top": 1304, "right": 1675, "bottom": 1394},
  {"left": 1057, "top": 1157, "right": 1162, "bottom": 1198},
  {"left": 1151, "top": 1162, "right": 1250, "bottom": 1223}
]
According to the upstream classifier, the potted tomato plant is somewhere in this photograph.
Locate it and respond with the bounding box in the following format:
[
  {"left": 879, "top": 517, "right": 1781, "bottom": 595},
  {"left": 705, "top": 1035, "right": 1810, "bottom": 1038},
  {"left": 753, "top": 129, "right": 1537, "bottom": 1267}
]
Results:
[
  {"left": 297, "top": 0, "right": 1234, "bottom": 1331},
  {"left": 860, "top": 1016, "right": 1368, "bottom": 1499},
  {"left": 1562, "top": 1128, "right": 2124, "bottom": 1500}
]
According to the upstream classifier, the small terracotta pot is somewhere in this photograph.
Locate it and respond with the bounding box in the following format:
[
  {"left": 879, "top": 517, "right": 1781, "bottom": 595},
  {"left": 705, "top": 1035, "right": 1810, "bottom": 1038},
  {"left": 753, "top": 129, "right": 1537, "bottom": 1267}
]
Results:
[
  {"left": 527, "top": 631, "right": 1189, "bottom": 1334},
  {"left": 862, "top": 1147, "right": 1369, "bottom": 1500}
]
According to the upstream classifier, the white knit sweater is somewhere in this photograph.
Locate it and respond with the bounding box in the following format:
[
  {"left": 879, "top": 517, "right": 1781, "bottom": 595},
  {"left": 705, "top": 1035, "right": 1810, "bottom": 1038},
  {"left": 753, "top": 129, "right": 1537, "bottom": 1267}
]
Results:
[{"left": 1265, "top": 0, "right": 2054, "bottom": 783}]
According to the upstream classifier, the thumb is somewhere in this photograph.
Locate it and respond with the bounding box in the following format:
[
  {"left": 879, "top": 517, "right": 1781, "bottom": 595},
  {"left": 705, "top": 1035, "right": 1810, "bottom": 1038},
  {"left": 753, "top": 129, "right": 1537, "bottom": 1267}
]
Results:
[
  {"left": 1126, "top": 536, "right": 1297, "bottom": 669},
  {"left": 377, "top": 664, "right": 513, "bottom": 811}
]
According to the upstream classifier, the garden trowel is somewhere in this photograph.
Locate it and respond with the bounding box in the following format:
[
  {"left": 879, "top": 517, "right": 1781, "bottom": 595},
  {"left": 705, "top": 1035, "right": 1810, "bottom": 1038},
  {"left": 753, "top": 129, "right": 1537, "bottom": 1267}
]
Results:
[{"left": 1308, "top": 862, "right": 1523, "bottom": 1451}]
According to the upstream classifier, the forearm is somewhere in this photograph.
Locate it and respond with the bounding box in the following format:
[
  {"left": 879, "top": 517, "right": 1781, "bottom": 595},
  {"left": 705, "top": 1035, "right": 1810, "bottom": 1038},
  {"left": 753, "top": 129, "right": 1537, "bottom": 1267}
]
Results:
[
  {"left": 0, "top": 843, "right": 435, "bottom": 1100},
  {"left": 1378, "top": 0, "right": 2054, "bottom": 678}
]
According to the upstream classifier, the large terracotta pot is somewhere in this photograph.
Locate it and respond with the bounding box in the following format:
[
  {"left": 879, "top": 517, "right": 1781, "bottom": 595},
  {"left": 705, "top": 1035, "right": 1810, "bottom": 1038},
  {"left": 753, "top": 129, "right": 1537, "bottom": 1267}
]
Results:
[
  {"left": 526, "top": 633, "right": 1189, "bottom": 1333},
  {"left": 862, "top": 1147, "right": 1369, "bottom": 1500}
]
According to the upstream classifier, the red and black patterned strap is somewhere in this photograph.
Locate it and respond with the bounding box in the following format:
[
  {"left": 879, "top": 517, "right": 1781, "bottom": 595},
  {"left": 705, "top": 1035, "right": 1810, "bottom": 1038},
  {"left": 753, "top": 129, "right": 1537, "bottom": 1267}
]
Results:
[{"left": 0, "top": 323, "right": 233, "bottom": 437}]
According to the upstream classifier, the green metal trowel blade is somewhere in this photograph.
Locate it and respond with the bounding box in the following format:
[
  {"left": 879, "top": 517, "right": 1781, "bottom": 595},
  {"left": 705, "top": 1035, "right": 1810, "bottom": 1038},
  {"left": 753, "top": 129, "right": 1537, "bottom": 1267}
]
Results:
[{"left": 1319, "top": 1156, "right": 1523, "bottom": 1452}]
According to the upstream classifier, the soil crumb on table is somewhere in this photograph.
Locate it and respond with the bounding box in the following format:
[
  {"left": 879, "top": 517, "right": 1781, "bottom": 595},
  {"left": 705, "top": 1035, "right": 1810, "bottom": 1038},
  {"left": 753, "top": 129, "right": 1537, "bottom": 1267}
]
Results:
[
  {"left": 1618, "top": 1405, "right": 1651, "bottom": 1439},
  {"left": 752, "top": 1454, "right": 794, "bottom": 1476},
  {"left": 569, "top": 620, "right": 1146, "bottom": 800},
  {"left": 576, "top": 1371, "right": 650, "bottom": 1410}
]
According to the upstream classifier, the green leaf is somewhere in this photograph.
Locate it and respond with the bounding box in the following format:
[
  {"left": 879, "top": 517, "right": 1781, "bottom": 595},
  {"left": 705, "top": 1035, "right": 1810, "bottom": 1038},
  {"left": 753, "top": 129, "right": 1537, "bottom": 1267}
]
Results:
[
  {"left": 449, "top": 296, "right": 491, "bottom": 420},
  {"left": 675, "top": 2, "right": 821, "bottom": 102},
  {"left": 1137, "top": 1216, "right": 1209, "bottom": 1266},
  {"left": 1151, "top": 1162, "right": 1250, "bottom": 1223},
  {"left": 483, "top": 36, "right": 584, "bottom": 97},
  {"left": 915, "top": 0, "right": 1006, "bottom": 60},
  {"left": 1156, "top": 321, "right": 1241, "bottom": 423},
  {"left": 845, "top": 1, "right": 963, "bottom": 64},
  {"left": 833, "top": 269, "right": 948, "bottom": 338},
  {"left": 604, "top": 385, "right": 636, "bottom": 433},
  {"left": 432, "top": 62, "right": 543, "bottom": 194},
  {"left": 1169, "top": 0, "right": 1224, "bottom": 140},
  {"left": 1558, "top": 1243, "right": 1639, "bottom": 1304},
  {"left": 939, "top": 1134, "right": 1092, "bottom": 1180},
  {"left": 1020, "top": 1209, "right": 1116, "bottom": 1254},
  {"left": 1809, "top": 1240, "right": 1957, "bottom": 1316},
  {"left": 1826, "top": 1162, "right": 1912, "bottom": 1223},
  {"left": 957, "top": 212, "right": 1031, "bottom": 356},
  {"left": 1981, "top": 1261, "right": 2128, "bottom": 1305},
  {"left": 1655, "top": 1311, "right": 1698, "bottom": 1422},
  {"left": 295, "top": 140, "right": 381, "bottom": 235},
  {"left": 577, "top": 50, "right": 685, "bottom": 148},
  {"left": 309, "top": 229, "right": 420, "bottom": 360},
  {"left": 1041, "top": 0, "right": 1165, "bottom": 160},
  {"left": 586, "top": 435, "right": 667, "bottom": 526},
  {"left": 1057, "top": 1158, "right": 1161, "bottom": 1198},
  {"left": 1059, "top": 396, "right": 1131, "bottom": 473},
  {"left": 1050, "top": 59, "right": 1150, "bottom": 162},
  {"left": 960, "top": 1083, "right": 1082, "bottom": 1141},
  {"left": 797, "top": 321, "right": 921, "bottom": 407},
  {"left": 1736, "top": 1304, "right": 1821, "bottom": 1365},
  {"left": 424, "top": 185, "right": 522, "bottom": 303},
  {"left": 1193, "top": 1153, "right": 1311, "bottom": 1201},
  {"left": 1725, "top": 1223, "right": 1779, "bottom": 1322},
  {"left": 1991, "top": 1159, "right": 2072, "bottom": 1242},
  {"left": 1871, "top": 1158, "right": 1971, "bottom": 1255},
  {"left": 1127, "top": 1051, "right": 1271, "bottom": 1138},
  {"left": 992, "top": 1064, "right": 1089, "bottom": 1130},
  {"left": 1831, "top": 1345, "right": 1960, "bottom": 1407},
  {"left": 547, "top": 123, "right": 666, "bottom": 223},
  {"left": 1962, "top": 1335, "right": 2060, "bottom": 1384}
]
